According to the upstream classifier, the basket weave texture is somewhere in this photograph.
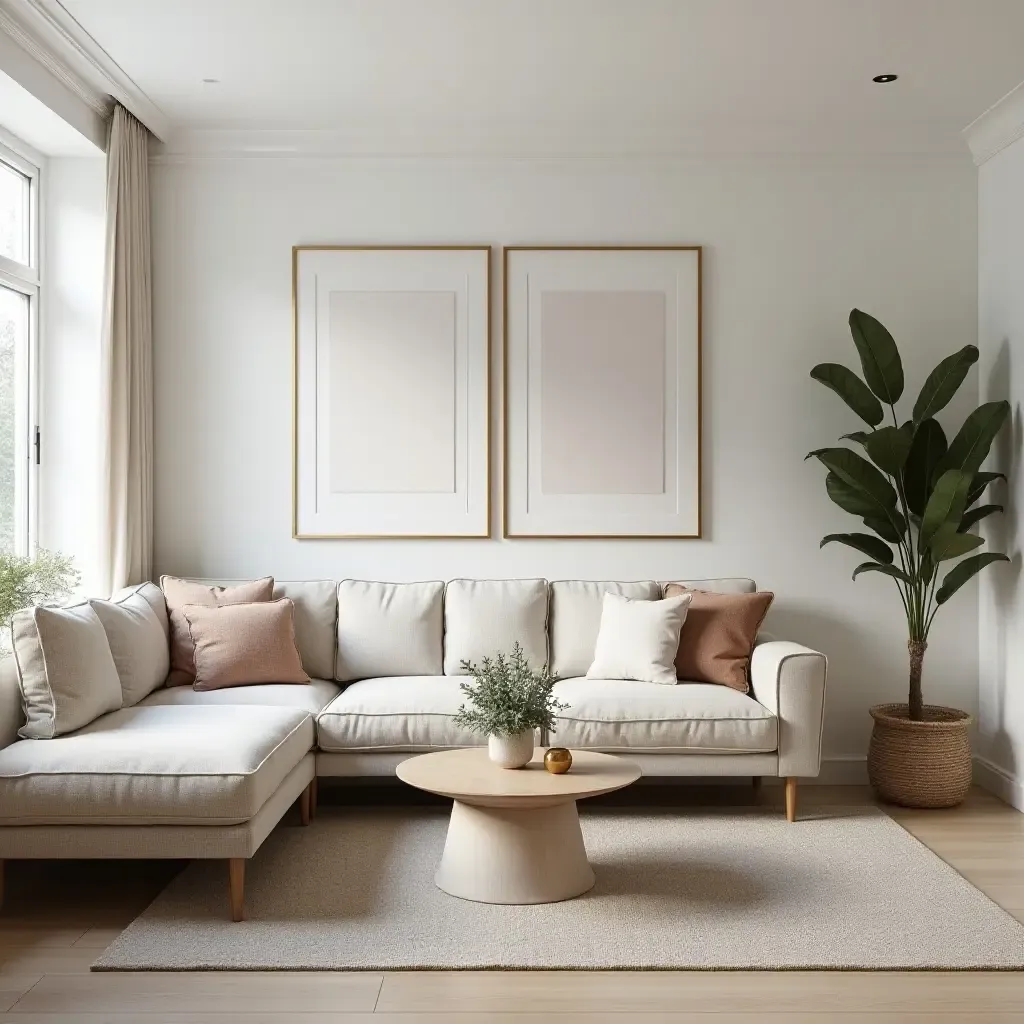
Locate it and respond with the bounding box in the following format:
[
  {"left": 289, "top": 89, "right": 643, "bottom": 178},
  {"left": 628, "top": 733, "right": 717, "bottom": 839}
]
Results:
[{"left": 867, "top": 703, "right": 973, "bottom": 809}]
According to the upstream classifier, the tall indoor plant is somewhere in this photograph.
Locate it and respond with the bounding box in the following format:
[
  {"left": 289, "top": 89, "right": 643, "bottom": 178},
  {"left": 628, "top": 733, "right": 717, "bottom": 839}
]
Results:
[{"left": 809, "top": 309, "right": 1009, "bottom": 807}]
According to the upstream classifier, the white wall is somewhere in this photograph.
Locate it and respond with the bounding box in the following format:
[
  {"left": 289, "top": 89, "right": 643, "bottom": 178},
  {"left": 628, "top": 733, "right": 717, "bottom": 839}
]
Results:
[
  {"left": 149, "top": 155, "right": 979, "bottom": 767},
  {"left": 39, "top": 156, "right": 106, "bottom": 593},
  {"left": 978, "top": 135, "right": 1024, "bottom": 806}
]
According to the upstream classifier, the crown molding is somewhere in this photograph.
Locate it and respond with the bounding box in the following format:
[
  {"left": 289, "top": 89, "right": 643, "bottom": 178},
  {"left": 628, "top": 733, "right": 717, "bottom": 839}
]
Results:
[
  {"left": 963, "top": 79, "right": 1024, "bottom": 166},
  {"left": 0, "top": 0, "right": 170, "bottom": 140}
]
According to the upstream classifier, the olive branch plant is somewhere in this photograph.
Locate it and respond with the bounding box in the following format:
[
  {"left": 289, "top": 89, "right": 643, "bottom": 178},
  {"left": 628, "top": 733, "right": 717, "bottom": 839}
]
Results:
[
  {"left": 454, "top": 642, "right": 568, "bottom": 738},
  {"left": 809, "top": 309, "right": 1010, "bottom": 722},
  {"left": 0, "top": 549, "right": 80, "bottom": 650}
]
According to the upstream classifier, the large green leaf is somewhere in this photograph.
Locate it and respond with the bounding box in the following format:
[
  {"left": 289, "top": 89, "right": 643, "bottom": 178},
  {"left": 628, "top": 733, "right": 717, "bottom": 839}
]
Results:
[
  {"left": 919, "top": 469, "right": 972, "bottom": 547},
  {"left": 929, "top": 523, "right": 984, "bottom": 562},
  {"left": 939, "top": 401, "right": 1011, "bottom": 475},
  {"left": 852, "top": 561, "right": 912, "bottom": 584},
  {"left": 849, "top": 308, "right": 904, "bottom": 405},
  {"left": 810, "top": 363, "right": 884, "bottom": 426},
  {"left": 841, "top": 430, "right": 871, "bottom": 447},
  {"left": 960, "top": 504, "right": 1002, "bottom": 532},
  {"left": 821, "top": 533, "right": 894, "bottom": 564},
  {"left": 912, "top": 345, "right": 979, "bottom": 424},
  {"left": 826, "top": 473, "right": 877, "bottom": 517},
  {"left": 809, "top": 447, "right": 898, "bottom": 510},
  {"left": 936, "top": 552, "right": 1010, "bottom": 605},
  {"left": 967, "top": 471, "right": 1006, "bottom": 508},
  {"left": 864, "top": 424, "right": 913, "bottom": 475},
  {"left": 863, "top": 514, "right": 906, "bottom": 543},
  {"left": 904, "top": 418, "right": 947, "bottom": 516}
]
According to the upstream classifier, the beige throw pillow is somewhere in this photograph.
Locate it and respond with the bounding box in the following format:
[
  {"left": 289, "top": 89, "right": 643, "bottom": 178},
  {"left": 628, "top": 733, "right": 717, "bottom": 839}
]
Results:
[
  {"left": 182, "top": 599, "right": 310, "bottom": 691},
  {"left": 12, "top": 603, "right": 123, "bottom": 738},
  {"left": 586, "top": 592, "right": 692, "bottom": 685},
  {"left": 161, "top": 576, "right": 274, "bottom": 686},
  {"left": 664, "top": 584, "right": 774, "bottom": 692},
  {"left": 90, "top": 584, "right": 170, "bottom": 707}
]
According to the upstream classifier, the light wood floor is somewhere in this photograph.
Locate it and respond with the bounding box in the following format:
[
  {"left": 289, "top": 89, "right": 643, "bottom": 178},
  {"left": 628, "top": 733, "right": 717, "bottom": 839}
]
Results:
[{"left": 0, "top": 784, "right": 1022, "bottom": 1022}]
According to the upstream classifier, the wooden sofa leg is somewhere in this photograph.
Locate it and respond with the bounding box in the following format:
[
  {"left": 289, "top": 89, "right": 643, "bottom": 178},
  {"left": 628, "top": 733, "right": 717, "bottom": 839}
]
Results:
[
  {"left": 0, "top": 859, "right": 4, "bottom": 913},
  {"left": 752, "top": 776, "right": 763, "bottom": 795},
  {"left": 310, "top": 777, "right": 318, "bottom": 820},
  {"left": 300, "top": 782, "right": 312, "bottom": 826},
  {"left": 785, "top": 777, "right": 798, "bottom": 823},
  {"left": 228, "top": 858, "right": 245, "bottom": 922}
]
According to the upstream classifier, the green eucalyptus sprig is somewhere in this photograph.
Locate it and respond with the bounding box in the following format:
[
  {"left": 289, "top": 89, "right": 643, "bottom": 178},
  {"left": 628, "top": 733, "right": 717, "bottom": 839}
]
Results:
[
  {"left": 454, "top": 642, "right": 567, "bottom": 738},
  {"left": 808, "top": 309, "right": 1009, "bottom": 721}
]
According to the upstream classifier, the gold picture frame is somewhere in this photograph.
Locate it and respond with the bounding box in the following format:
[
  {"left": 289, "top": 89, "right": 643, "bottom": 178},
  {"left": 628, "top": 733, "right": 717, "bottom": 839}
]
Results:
[
  {"left": 292, "top": 244, "right": 492, "bottom": 539},
  {"left": 502, "top": 244, "right": 703, "bottom": 540}
]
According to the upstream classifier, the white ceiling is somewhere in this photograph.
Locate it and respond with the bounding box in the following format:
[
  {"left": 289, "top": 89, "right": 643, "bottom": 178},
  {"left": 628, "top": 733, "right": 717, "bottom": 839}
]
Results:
[{"left": 56, "top": 0, "right": 1024, "bottom": 156}]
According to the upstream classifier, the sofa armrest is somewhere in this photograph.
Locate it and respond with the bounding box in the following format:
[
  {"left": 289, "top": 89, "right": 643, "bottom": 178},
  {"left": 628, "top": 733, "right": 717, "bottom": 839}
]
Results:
[
  {"left": 0, "top": 654, "right": 23, "bottom": 750},
  {"left": 750, "top": 641, "right": 826, "bottom": 778}
]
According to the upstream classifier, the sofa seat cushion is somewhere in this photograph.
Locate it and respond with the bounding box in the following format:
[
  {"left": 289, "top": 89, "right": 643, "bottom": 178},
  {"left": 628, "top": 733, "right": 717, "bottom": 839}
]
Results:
[
  {"left": 317, "top": 677, "right": 479, "bottom": 752},
  {"left": 0, "top": 705, "right": 313, "bottom": 826},
  {"left": 552, "top": 678, "right": 778, "bottom": 753},
  {"left": 141, "top": 679, "right": 340, "bottom": 714}
]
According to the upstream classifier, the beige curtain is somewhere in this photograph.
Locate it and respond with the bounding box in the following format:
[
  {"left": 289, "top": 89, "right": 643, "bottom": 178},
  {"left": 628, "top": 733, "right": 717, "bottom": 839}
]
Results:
[{"left": 98, "top": 104, "right": 153, "bottom": 596}]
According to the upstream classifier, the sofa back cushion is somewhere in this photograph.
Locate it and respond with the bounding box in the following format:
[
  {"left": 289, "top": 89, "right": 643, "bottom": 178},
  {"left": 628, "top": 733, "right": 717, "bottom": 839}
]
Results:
[
  {"left": 161, "top": 576, "right": 275, "bottom": 686},
  {"left": 12, "top": 603, "right": 123, "bottom": 739},
  {"left": 273, "top": 581, "right": 337, "bottom": 679},
  {"left": 443, "top": 579, "right": 549, "bottom": 674},
  {"left": 549, "top": 580, "right": 660, "bottom": 679},
  {"left": 336, "top": 580, "right": 444, "bottom": 681},
  {"left": 90, "top": 583, "right": 170, "bottom": 706}
]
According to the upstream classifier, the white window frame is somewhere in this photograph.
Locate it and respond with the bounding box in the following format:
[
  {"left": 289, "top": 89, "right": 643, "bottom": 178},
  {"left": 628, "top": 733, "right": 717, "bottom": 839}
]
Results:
[{"left": 0, "top": 129, "right": 42, "bottom": 556}]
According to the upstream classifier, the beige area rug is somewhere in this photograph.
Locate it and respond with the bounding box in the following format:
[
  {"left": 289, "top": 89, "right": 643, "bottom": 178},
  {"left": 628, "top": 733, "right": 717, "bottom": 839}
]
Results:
[{"left": 94, "top": 805, "right": 1024, "bottom": 971}]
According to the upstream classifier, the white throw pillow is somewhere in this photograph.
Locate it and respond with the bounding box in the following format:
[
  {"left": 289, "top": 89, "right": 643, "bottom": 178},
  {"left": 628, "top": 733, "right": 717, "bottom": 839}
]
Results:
[
  {"left": 12, "top": 603, "right": 123, "bottom": 739},
  {"left": 90, "top": 584, "right": 171, "bottom": 707},
  {"left": 586, "top": 592, "right": 692, "bottom": 685}
]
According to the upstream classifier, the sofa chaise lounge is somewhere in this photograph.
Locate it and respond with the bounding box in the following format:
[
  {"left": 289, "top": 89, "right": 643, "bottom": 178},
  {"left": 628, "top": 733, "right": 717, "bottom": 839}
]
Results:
[{"left": 0, "top": 576, "right": 826, "bottom": 919}]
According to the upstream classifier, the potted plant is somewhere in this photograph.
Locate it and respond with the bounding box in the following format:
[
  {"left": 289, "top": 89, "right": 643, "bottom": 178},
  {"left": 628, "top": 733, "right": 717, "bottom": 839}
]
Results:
[
  {"left": 808, "top": 309, "right": 1010, "bottom": 808},
  {"left": 454, "top": 642, "right": 568, "bottom": 769},
  {"left": 0, "top": 549, "right": 80, "bottom": 650}
]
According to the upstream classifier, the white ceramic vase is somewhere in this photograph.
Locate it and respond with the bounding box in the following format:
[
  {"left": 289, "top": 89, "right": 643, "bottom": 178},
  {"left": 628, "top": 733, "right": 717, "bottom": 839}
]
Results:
[{"left": 488, "top": 730, "right": 535, "bottom": 769}]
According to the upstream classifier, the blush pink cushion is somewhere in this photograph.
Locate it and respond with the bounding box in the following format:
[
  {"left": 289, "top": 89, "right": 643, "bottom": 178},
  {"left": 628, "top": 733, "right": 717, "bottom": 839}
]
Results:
[
  {"left": 182, "top": 599, "right": 310, "bottom": 692},
  {"left": 161, "top": 576, "right": 274, "bottom": 686}
]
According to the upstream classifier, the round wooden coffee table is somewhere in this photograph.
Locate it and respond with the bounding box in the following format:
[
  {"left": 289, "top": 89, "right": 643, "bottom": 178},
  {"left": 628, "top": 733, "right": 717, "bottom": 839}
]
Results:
[{"left": 397, "top": 747, "right": 641, "bottom": 905}]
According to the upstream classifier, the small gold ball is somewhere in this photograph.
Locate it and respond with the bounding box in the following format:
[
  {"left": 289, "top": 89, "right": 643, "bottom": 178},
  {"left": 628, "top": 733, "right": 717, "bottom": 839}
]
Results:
[{"left": 544, "top": 747, "right": 572, "bottom": 774}]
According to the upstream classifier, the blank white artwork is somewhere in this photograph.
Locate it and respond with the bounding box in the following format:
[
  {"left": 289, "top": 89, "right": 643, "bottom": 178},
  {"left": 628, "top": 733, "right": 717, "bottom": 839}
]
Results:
[
  {"left": 540, "top": 290, "right": 666, "bottom": 495},
  {"left": 504, "top": 247, "right": 700, "bottom": 538},
  {"left": 294, "top": 247, "right": 489, "bottom": 537},
  {"left": 329, "top": 290, "right": 456, "bottom": 494}
]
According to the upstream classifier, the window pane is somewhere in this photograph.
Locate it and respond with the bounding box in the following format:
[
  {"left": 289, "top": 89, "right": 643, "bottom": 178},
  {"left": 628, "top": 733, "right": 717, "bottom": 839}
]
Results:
[
  {"left": 0, "top": 161, "right": 30, "bottom": 265},
  {"left": 0, "top": 285, "right": 27, "bottom": 554}
]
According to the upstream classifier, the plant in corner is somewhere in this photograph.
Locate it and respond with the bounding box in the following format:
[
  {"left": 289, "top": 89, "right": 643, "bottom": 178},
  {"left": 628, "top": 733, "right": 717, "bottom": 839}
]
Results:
[
  {"left": 809, "top": 309, "right": 1010, "bottom": 809},
  {"left": 0, "top": 549, "right": 80, "bottom": 650},
  {"left": 454, "top": 642, "right": 568, "bottom": 769}
]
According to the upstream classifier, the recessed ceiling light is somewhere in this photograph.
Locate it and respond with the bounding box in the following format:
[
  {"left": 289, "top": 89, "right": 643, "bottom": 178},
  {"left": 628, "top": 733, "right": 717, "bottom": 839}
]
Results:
[
  {"left": 872, "top": 74, "right": 898, "bottom": 83},
  {"left": 202, "top": 78, "right": 220, "bottom": 84}
]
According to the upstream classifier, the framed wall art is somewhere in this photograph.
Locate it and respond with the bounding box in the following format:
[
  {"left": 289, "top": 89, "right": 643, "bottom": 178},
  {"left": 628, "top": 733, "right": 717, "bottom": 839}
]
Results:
[
  {"left": 503, "top": 245, "right": 701, "bottom": 538},
  {"left": 293, "top": 245, "right": 491, "bottom": 538}
]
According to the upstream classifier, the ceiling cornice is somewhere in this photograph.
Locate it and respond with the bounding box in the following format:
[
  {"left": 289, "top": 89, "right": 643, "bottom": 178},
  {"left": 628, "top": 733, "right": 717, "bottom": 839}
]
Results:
[
  {"left": 0, "top": 0, "right": 170, "bottom": 140},
  {"left": 963, "top": 79, "right": 1024, "bottom": 166}
]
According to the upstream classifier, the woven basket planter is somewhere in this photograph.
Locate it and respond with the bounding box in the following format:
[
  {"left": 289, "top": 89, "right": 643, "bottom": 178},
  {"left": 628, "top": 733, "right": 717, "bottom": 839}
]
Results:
[{"left": 867, "top": 704, "right": 973, "bottom": 809}]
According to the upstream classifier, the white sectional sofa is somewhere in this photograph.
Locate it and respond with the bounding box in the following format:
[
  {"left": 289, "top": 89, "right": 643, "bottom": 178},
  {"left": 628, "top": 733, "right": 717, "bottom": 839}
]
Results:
[{"left": 0, "top": 576, "right": 826, "bottom": 920}]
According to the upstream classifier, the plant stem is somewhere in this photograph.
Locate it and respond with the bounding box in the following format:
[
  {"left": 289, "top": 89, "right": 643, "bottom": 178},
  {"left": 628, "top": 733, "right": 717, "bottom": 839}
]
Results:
[{"left": 908, "top": 639, "right": 927, "bottom": 721}]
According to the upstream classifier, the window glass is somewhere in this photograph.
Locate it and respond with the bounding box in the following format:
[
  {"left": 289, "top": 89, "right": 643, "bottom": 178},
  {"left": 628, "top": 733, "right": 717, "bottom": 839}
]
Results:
[
  {"left": 0, "top": 285, "right": 27, "bottom": 553},
  {"left": 0, "top": 161, "right": 30, "bottom": 265}
]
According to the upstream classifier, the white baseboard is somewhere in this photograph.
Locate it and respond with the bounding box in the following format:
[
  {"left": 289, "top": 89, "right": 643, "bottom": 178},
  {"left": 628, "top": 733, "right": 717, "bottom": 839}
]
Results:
[{"left": 973, "top": 756, "right": 1024, "bottom": 811}]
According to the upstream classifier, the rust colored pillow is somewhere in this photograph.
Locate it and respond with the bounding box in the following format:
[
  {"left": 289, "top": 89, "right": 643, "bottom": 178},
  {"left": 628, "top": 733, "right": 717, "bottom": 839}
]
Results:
[
  {"left": 182, "top": 599, "right": 310, "bottom": 691},
  {"left": 161, "top": 576, "right": 274, "bottom": 686},
  {"left": 663, "top": 585, "right": 774, "bottom": 692}
]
